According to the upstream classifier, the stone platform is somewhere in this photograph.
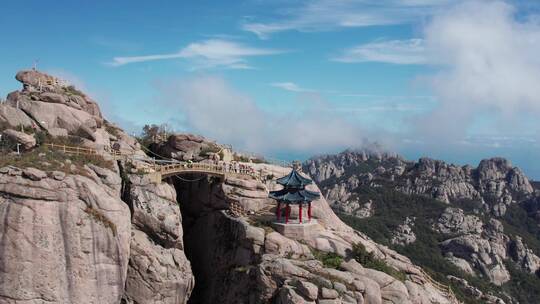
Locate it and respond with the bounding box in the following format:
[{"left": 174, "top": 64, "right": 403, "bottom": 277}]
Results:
[{"left": 272, "top": 219, "right": 318, "bottom": 240}]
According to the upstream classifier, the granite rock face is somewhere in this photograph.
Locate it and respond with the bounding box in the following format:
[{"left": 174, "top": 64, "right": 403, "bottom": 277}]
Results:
[
  {"left": 0, "top": 103, "right": 34, "bottom": 128},
  {"left": 0, "top": 166, "right": 131, "bottom": 304},
  {"left": 1, "top": 70, "right": 142, "bottom": 155},
  {"left": 391, "top": 217, "right": 416, "bottom": 246},
  {"left": 122, "top": 175, "right": 194, "bottom": 304},
  {"left": 15, "top": 70, "right": 102, "bottom": 117},
  {"left": 1, "top": 70, "right": 196, "bottom": 304}
]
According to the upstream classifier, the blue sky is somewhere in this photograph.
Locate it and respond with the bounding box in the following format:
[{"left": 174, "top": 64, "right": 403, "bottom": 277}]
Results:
[{"left": 1, "top": 0, "right": 540, "bottom": 178}]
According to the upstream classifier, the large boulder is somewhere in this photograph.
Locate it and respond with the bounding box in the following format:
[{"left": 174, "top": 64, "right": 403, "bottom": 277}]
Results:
[
  {"left": 2, "top": 129, "right": 36, "bottom": 149},
  {"left": 435, "top": 208, "right": 483, "bottom": 235},
  {"left": 16, "top": 98, "right": 95, "bottom": 134},
  {"left": 153, "top": 133, "right": 222, "bottom": 162},
  {"left": 0, "top": 104, "right": 34, "bottom": 129}
]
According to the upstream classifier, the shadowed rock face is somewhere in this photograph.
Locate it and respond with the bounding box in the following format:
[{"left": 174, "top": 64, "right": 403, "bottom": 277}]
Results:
[{"left": 171, "top": 175, "right": 265, "bottom": 304}]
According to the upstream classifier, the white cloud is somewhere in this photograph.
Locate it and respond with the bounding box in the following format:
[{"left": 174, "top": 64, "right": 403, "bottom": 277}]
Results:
[
  {"left": 155, "top": 76, "right": 365, "bottom": 154},
  {"left": 333, "top": 39, "right": 427, "bottom": 64},
  {"left": 415, "top": 0, "right": 540, "bottom": 142},
  {"left": 110, "top": 39, "right": 285, "bottom": 69},
  {"left": 332, "top": 1, "right": 540, "bottom": 145},
  {"left": 242, "top": 0, "right": 454, "bottom": 38},
  {"left": 270, "top": 82, "right": 314, "bottom": 92}
]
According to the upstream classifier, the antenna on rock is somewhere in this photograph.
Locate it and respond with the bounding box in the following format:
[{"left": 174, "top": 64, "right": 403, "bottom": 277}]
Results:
[{"left": 33, "top": 59, "right": 39, "bottom": 71}]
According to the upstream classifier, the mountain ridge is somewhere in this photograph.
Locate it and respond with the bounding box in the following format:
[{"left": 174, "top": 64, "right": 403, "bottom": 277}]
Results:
[{"left": 305, "top": 149, "right": 540, "bottom": 303}]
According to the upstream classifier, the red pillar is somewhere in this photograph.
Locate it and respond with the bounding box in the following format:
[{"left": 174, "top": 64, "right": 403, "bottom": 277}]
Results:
[
  {"left": 276, "top": 202, "right": 281, "bottom": 221},
  {"left": 308, "top": 202, "right": 312, "bottom": 221},
  {"left": 299, "top": 204, "right": 303, "bottom": 223},
  {"left": 285, "top": 204, "right": 290, "bottom": 224}
]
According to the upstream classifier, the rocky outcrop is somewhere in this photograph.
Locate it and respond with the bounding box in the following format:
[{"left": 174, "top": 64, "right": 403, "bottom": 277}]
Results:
[
  {"left": 0, "top": 70, "right": 146, "bottom": 304},
  {"left": 447, "top": 276, "right": 507, "bottom": 304},
  {"left": 15, "top": 70, "right": 102, "bottom": 117},
  {"left": 1, "top": 70, "right": 142, "bottom": 155},
  {"left": 151, "top": 133, "right": 230, "bottom": 162},
  {"left": 391, "top": 217, "right": 416, "bottom": 246},
  {"left": 0, "top": 165, "right": 131, "bottom": 303},
  {"left": 122, "top": 175, "right": 194, "bottom": 304},
  {"left": 435, "top": 207, "right": 540, "bottom": 284},
  {"left": 305, "top": 150, "right": 534, "bottom": 216},
  {"left": 1, "top": 129, "right": 36, "bottom": 149},
  {"left": 434, "top": 207, "right": 483, "bottom": 235},
  {"left": 306, "top": 149, "right": 540, "bottom": 293},
  {"left": 508, "top": 236, "right": 540, "bottom": 275}
]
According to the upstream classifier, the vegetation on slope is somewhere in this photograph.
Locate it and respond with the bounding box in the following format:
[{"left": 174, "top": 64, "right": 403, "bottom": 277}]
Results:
[
  {"left": 338, "top": 185, "right": 540, "bottom": 304},
  {"left": 0, "top": 133, "right": 114, "bottom": 173}
]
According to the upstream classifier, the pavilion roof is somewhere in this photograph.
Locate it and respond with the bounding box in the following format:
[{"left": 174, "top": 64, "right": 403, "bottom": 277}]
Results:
[
  {"left": 269, "top": 188, "right": 320, "bottom": 203},
  {"left": 275, "top": 169, "right": 313, "bottom": 188}
]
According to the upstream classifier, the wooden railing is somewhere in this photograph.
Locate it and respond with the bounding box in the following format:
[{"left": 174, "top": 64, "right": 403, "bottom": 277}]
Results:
[
  {"left": 418, "top": 268, "right": 460, "bottom": 304},
  {"left": 44, "top": 143, "right": 98, "bottom": 155}
]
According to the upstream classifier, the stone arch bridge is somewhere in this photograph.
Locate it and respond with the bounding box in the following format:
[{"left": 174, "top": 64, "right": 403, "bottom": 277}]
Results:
[{"left": 43, "top": 143, "right": 262, "bottom": 183}]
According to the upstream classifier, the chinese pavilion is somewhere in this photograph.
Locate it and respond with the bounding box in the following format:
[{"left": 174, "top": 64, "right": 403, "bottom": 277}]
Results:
[{"left": 269, "top": 168, "right": 320, "bottom": 224}]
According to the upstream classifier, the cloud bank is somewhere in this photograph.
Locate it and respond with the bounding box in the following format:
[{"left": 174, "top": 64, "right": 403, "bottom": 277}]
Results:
[
  {"left": 155, "top": 76, "right": 365, "bottom": 154},
  {"left": 417, "top": 0, "right": 540, "bottom": 142},
  {"left": 333, "top": 1, "right": 540, "bottom": 146}
]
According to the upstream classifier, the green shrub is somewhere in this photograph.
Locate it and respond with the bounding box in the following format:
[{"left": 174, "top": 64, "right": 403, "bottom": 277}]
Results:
[
  {"left": 34, "top": 131, "right": 47, "bottom": 145},
  {"left": 64, "top": 85, "right": 85, "bottom": 97},
  {"left": 311, "top": 249, "right": 343, "bottom": 269},
  {"left": 503, "top": 261, "right": 540, "bottom": 303},
  {"left": 351, "top": 243, "right": 406, "bottom": 281}
]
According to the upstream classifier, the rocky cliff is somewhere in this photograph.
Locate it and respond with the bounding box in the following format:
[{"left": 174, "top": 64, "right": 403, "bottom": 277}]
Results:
[
  {"left": 0, "top": 71, "right": 485, "bottom": 303},
  {"left": 305, "top": 149, "right": 540, "bottom": 303}
]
